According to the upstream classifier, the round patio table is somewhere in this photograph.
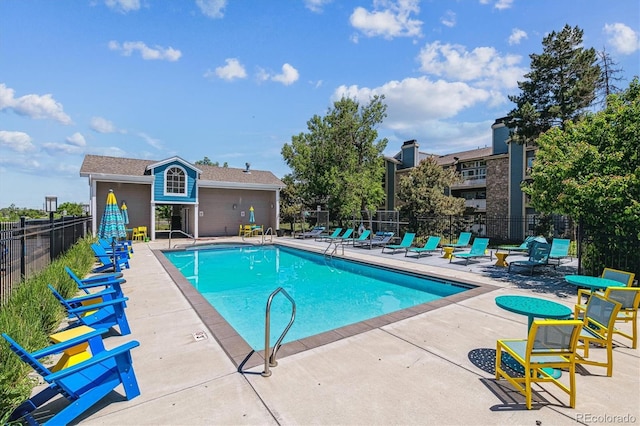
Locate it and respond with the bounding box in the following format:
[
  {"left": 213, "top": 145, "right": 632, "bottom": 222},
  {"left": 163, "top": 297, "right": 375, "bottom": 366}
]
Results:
[
  {"left": 564, "top": 275, "right": 624, "bottom": 291},
  {"left": 495, "top": 295, "right": 572, "bottom": 330},
  {"left": 495, "top": 295, "right": 572, "bottom": 378}
]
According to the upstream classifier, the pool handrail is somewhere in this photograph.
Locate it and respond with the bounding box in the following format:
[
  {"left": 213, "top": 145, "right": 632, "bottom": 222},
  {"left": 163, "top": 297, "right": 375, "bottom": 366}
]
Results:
[{"left": 262, "top": 287, "right": 296, "bottom": 377}]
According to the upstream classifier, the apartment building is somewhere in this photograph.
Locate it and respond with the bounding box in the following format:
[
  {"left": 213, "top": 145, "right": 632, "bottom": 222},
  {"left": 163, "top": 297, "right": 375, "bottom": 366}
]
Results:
[{"left": 383, "top": 117, "right": 538, "bottom": 239}]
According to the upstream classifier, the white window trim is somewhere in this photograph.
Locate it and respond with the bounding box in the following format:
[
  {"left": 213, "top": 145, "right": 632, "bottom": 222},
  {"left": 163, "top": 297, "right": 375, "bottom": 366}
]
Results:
[{"left": 164, "top": 165, "right": 188, "bottom": 197}]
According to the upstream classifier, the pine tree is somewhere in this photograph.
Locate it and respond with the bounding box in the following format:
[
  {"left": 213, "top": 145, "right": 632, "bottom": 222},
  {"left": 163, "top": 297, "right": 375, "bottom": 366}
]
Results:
[{"left": 508, "top": 25, "right": 602, "bottom": 143}]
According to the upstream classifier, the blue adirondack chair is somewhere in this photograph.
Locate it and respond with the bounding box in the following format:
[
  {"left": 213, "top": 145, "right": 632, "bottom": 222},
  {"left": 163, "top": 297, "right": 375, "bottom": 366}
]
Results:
[
  {"left": 2, "top": 329, "right": 140, "bottom": 425},
  {"left": 49, "top": 284, "right": 132, "bottom": 335},
  {"left": 91, "top": 243, "right": 130, "bottom": 272},
  {"left": 65, "top": 266, "right": 126, "bottom": 300},
  {"left": 450, "top": 238, "right": 491, "bottom": 265}
]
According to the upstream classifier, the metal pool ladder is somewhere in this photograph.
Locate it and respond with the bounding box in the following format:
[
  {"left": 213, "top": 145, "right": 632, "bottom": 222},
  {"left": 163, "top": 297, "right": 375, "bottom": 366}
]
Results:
[{"left": 262, "top": 287, "right": 296, "bottom": 377}]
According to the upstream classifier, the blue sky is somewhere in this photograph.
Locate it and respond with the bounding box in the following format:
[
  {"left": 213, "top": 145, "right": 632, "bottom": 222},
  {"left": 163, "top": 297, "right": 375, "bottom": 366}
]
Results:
[{"left": 1, "top": 0, "right": 638, "bottom": 209}]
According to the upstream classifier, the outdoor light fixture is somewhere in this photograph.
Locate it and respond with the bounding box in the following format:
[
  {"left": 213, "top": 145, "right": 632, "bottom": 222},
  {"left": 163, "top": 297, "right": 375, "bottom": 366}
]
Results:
[
  {"left": 233, "top": 204, "right": 237, "bottom": 210},
  {"left": 45, "top": 196, "right": 58, "bottom": 213},
  {"left": 82, "top": 204, "right": 90, "bottom": 215}
]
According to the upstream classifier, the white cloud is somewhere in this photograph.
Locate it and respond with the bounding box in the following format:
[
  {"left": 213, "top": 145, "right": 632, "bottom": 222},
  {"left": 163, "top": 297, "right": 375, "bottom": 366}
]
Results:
[
  {"left": 256, "top": 64, "right": 300, "bottom": 86},
  {"left": 42, "top": 142, "right": 84, "bottom": 155},
  {"left": 0, "top": 130, "right": 36, "bottom": 153},
  {"left": 333, "top": 77, "right": 490, "bottom": 126},
  {"left": 137, "top": 132, "right": 163, "bottom": 150},
  {"left": 508, "top": 28, "right": 527, "bottom": 45},
  {"left": 105, "top": 0, "right": 141, "bottom": 13},
  {"left": 66, "top": 132, "right": 86, "bottom": 147},
  {"left": 304, "top": 0, "right": 332, "bottom": 13},
  {"left": 207, "top": 58, "right": 247, "bottom": 81},
  {"left": 440, "top": 10, "right": 456, "bottom": 28},
  {"left": 494, "top": 0, "right": 513, "bottom": 10},
  {"left": 196, "top": 0, "right": 227, "bottom": 18},
  {"left": 350, "top": 0, "right": 422, "bottom": 40},
  {"left": 271, "top": 64, "right": 300, "bottom": 86},
  {"left": 108, "top": 40, "right": 182, "bottom": 61},
  {"left": 0, "top": 83, "right": 72, "bottom": 125},
  {"left": 603, "top": 23, "right": 640, "bottom": 55},
  {"left": 417, "top": 41, "right": 526, "bottom": 89},
  {"left": 90, "top": 116, "right": 118, "bottom": 133}
]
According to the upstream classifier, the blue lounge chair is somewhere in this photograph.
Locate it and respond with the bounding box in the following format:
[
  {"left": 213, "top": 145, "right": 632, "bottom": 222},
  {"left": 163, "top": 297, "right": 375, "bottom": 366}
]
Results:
[
  {"left": 508, "top": 241, "right": 551, "bottom": 275},
  {"left": 405, "top": 236, "right": 441, "bottom": 258},
  {"left": 549, "top": 238, "right": 571, "bottom": 266},
  {"left": 2, "top": 329, "right": 140, "bottom": 425},
  {"left": 450, "top": 238, "right": 491, "bottom": 265},
  {"left": 49, "top": 284, "right": 132, "bottom": 335},
  {"left": 296, "top": 226, "right": 325, "bottom": 239},
  {"left": 91, "top": 243, "right": 130, "bottom": 272},
  {"left": 442, "top": 232, "right": 472, "bottom": 250},
  {"left": 382, "top": 233, "right": 416, "bottom": 254},
  {"left": 316, "top": 228, "right": 342, "bottom": 242},
  {"left": 498, "top": 236, "right": 547, "bottom": 254},
  {"left": 354, "top": 231, "right": 395, "bottom": 249}
]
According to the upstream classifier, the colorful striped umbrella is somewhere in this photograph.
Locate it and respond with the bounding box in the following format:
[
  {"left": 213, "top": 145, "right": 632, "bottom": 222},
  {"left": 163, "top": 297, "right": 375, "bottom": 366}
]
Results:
[
  {"left": 98, "top": 189, "right": 127, "bottom": 240},
  {"left": 120, "top": 201, "right": 129, "bottom": 225},
  {"left": 249, "top": 206, "right": 255, "bottom": 224}
]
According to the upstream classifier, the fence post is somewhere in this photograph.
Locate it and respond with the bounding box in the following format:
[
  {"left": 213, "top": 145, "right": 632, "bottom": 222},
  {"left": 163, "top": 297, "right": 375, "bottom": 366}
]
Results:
[
  {"left": 20, "top": 216, "right": 27, "bottom": 278},
  {"left": 49, "top": 212, "right": 55, "bottom": 262},
  {"left": 577, "top": 218, "right": 582, "bottom": 275}
]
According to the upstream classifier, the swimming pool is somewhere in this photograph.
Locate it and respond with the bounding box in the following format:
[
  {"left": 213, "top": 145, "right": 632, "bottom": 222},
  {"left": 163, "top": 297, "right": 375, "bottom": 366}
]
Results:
[{"left": 163, "top": 244, "right": 473, "bottom": 350}]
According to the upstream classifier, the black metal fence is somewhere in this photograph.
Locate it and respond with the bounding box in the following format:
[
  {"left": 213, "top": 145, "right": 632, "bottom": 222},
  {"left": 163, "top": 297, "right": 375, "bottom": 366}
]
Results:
[{"left": 0, "top": 215, "right": 92, "bottom": 306}]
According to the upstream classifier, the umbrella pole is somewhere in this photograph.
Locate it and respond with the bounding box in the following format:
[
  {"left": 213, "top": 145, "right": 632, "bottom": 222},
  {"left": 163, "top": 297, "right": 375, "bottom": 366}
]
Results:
[{"left": 112, "top": 237, "right": 117, "bottom": 273}]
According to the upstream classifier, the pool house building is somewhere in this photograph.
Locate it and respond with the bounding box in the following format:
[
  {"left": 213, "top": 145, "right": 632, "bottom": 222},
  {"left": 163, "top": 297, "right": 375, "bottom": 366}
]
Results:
[{"left": 80, "top": 155, "right": 284, "bottom": 240}]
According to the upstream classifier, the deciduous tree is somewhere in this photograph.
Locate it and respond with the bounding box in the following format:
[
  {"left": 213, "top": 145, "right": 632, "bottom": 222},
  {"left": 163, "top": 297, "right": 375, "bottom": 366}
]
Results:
[{"left": 282, "top": 96, "right": 388, "bottom": 222}]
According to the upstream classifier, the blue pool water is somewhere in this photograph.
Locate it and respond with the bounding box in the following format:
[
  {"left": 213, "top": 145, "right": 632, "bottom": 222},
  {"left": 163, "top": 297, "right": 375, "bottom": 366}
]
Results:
[{"left": 163, "top": 245, "right": 471, "bottom": 349}]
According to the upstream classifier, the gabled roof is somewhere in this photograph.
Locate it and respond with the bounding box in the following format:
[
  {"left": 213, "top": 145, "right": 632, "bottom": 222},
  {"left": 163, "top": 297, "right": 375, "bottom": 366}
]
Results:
[
  {"left": 433, "top": 147, "right": 493, "bottom": 166},
  {"left": 80, "top": 155, "right": 284, "bottom": 187},
  {"left": 146, "top": 156, "right": 203, "bottom": 174}
]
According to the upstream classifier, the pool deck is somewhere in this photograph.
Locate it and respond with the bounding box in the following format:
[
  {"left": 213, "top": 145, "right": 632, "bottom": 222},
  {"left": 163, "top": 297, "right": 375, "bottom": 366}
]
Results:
[{"left": 32, "top": 237, "right": 640, "bottom": 425}]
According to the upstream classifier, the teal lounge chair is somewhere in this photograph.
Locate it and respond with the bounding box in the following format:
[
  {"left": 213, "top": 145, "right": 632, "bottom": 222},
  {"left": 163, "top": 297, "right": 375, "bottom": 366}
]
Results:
[
  {"left": 354, "top": 231, "right": 394, "bottom": 249},
  {"left": 343, "top": 229, "right": 371, "bottom": 245},
  {"left": 450, "top": 238, "right": 491, "bottom": 265},
  {"left": 508, "top": 241, "right": 551, "bottom": 275},
  {"left": 316, "top": 228, "right": 342, "bottom": 241},
  {"left": 406, "top": 236, "right": 441, "bottom": 258},
  {"left": 330, "top": 228, "right": 353, "bottom": 242},
  {"left": 443, "top": 232, "right": 472, "bottom": 250},
  {"left": 2, "top": 330, "right": 140, "bottom": 425},
  {"left": 48, "top": 284, "right": 132, "bottom": 335},
  {"left": 382, "top": 232, "right": 416, "bottom": 254},
  {"left": 549, "top": 238, "right": 571, "bottom": 267}
]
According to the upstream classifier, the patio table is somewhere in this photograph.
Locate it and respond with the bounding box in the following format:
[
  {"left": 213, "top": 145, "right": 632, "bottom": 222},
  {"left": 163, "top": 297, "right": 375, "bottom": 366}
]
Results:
[
  {"left": 564, "top": 275, "right": 623, "bottom": 291},
  {"left": 494, "top": 252, "right": 509, "bottom": 267},
  {"left": 49, "top": 325, "right": 95, "bottom": 372},
  {"left": 495, "top": 295, "right": 572, "bottom": 378}
]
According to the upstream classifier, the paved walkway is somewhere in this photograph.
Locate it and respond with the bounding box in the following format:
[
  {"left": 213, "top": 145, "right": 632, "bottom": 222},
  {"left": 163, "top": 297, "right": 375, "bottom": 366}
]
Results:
[{"left": 34, "top": 237, "right": 640, "bottom": 425}]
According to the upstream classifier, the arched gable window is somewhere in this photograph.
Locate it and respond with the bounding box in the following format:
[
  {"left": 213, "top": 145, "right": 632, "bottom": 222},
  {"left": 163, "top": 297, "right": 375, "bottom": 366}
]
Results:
[{"left": 165, "top": 166, "right": 187, "bottom": 195}]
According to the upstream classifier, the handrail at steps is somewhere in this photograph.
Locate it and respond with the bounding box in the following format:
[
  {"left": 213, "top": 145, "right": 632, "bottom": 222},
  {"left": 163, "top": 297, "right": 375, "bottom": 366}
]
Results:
[
  {"left": 169, "top": 230, "right": 196, "bottom": 248},
  {"left": 262, "top": 227, "right": 274, "bottom": 244},
  {"left": 262, "top": 287, "right": 296, "bottom": 377}
]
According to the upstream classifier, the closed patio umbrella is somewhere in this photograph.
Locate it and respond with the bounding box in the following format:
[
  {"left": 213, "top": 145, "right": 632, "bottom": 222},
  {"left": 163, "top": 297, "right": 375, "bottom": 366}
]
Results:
[
  {"left": 249, "top": 206, "right": 255, "bottom": 224},
  {"left": 98, "top": 189, "right": 127, "bottom": 241},
  {"left": 120, "top": 201, "right": 129, "bottom": 226}
]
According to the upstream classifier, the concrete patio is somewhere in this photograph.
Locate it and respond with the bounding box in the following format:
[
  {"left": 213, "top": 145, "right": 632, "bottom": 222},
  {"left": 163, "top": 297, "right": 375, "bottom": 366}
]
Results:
[{"left": 29, "top": 236, "right": 640, "bottom": 425}]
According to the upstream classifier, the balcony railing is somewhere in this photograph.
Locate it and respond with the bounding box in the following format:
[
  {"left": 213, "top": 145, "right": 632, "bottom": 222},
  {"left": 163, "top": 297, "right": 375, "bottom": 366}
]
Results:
[{"left": 465, "top": 199, "right": 486, "bottom": 210}]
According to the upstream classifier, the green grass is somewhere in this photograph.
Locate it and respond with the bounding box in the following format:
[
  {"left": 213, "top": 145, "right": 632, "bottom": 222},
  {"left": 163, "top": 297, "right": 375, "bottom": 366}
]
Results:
[{"left": 0, "top": 236, "right": 96, "bottom": 422}]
